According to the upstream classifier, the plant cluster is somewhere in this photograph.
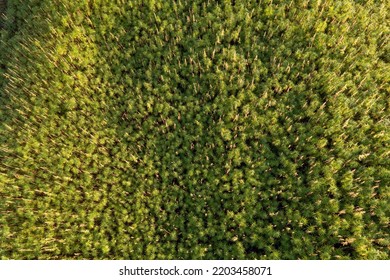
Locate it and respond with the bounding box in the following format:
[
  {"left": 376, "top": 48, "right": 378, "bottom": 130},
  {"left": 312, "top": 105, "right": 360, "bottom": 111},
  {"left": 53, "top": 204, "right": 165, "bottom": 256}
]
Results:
[{"left": 0, "top": 0, "right": 389, "bottom": 259}]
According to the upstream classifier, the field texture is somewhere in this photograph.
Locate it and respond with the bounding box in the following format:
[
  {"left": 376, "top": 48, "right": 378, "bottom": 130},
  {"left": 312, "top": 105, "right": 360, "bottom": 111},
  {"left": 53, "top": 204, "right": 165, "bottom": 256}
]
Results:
[{"left": 0, "top": 0, "right": 389, "bottom": 259}]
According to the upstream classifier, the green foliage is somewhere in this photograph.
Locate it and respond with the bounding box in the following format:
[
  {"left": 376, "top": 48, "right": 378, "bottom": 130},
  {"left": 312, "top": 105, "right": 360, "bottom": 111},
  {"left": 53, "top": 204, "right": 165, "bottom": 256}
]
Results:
[{"left": 0, "top": 0, "right": 389, "bottom": 259}]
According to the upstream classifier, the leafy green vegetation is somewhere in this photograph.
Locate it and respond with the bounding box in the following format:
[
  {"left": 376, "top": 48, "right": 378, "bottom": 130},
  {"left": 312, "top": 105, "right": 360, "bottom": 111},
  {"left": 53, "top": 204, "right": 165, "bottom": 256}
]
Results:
[{"left": 0, "top": 0, "right": 389, "bottom": 259}]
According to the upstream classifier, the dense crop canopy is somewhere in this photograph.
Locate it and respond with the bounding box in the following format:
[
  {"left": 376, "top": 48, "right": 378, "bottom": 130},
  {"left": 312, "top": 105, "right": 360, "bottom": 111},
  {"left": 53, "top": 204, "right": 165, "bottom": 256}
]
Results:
[{"left": 0, "top": 0, "right": 389, "bottom": 259}]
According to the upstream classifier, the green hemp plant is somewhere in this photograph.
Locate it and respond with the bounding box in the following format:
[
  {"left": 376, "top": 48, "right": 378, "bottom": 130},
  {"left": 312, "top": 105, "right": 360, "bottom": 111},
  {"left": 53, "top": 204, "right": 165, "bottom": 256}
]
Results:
[{"left": 0, "top": 0, "right": 389, "bottom": 260}]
